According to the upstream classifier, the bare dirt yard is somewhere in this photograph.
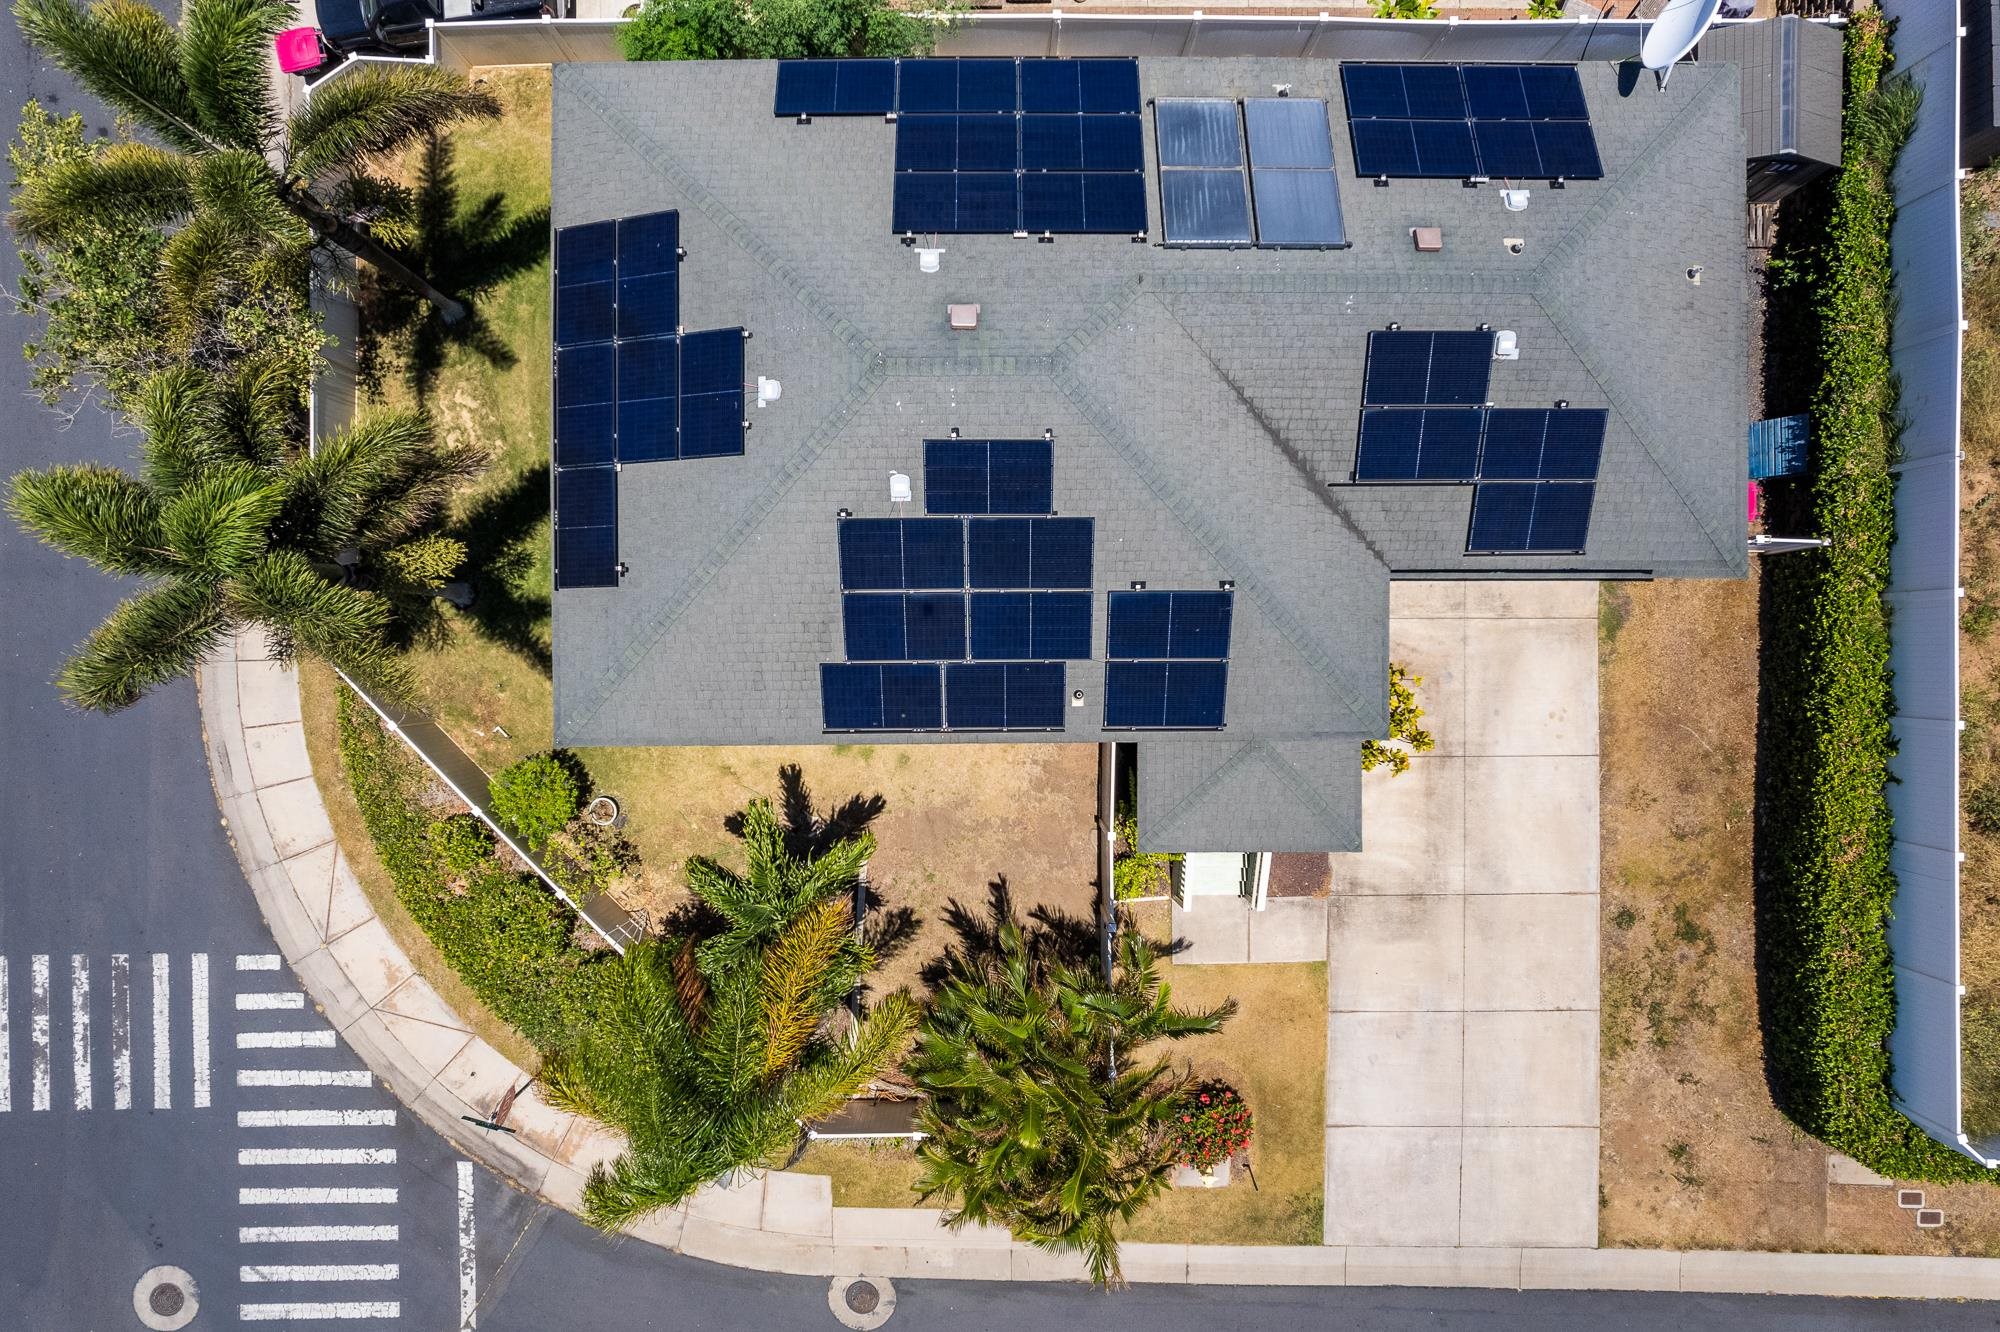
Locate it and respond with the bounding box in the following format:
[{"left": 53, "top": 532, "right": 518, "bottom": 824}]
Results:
[{"left": 1599, "top": 578, "right": 2000, "bottom": 1254}]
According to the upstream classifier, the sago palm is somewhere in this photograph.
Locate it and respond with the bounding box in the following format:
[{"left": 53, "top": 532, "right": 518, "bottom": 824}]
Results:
[
  {"left": 12, "top": 0, "right": 498, "bottom": 320},
  {"left": 910, "top": 919, "right": 1234, "bottom": 1287},
  {"left": 8, "top": 363, "right": 477, "bottom": 710},
  {"left": 542, "top": 797, "right": 915, "bottom": 1230}
]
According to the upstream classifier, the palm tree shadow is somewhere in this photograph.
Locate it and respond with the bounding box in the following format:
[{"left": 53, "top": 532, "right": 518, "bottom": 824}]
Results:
[
  {"left": 443, "top": 461, "right": 553, "bottom": 671},
  {"left": 354, "top": 130, "right": 552, "bottom": 403},
  {"left": 724, "top": 763, "right": 887, "bottom": 860},
  {"left": 919, "top": 878, "right": 1101, "bottom": 990}
]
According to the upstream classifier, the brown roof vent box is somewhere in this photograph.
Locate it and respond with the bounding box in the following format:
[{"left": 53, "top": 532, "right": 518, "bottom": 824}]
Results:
[{"left": 1411, "top": 226, "right": 1443, "bottom": 253}]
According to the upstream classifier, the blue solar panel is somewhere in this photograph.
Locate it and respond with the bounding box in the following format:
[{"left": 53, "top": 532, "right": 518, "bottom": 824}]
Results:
[
  {"left": 1415, "top": 409, "right": 1483, "bottom": 480},
  {"left": 896, "top": 115, "right": 956, "bottom": 171},
  {"left": 617, "top": 210, "right": 678, "bottom": 277},
  {"left": 1519, "top": 65, "right": 1588, "bottom": 120},
  {"left": 896, "top": 59, "right": 956, "bottom": 114},
  {"left": 969, "top": 592, "right": 1031, "bottom": 659},
  {"left": 1467, "top": 484, "right": 1536, "bottom": 552},
  {"left": 774, "top": 61, "right": 838, "bottom": 117},
  {"left": 958, "top": 115, "right": 1017, "bottom": 173},
  {"left": 945, "top": 662, "right": 1007, "bottom": 728},
  {"left": 843, "top": 593, "right": 906, "bottom": 660},
  {"left": 1533, "top": 120, "right": 1603, "bottom": 179},
  {"left": 839, "top": 519, "right": 903, "bottom": 590},
  {"left": 956, "top": 173, "right": 1019, "bottom": 232},
  {"left": 1104, "top": 660, "right": 1168, "bottom": 729},
  {"left": 904, "top": 591, "right": 966, "bottom": 660},
  {"left": 1349, "top": 120, "right": 1420, "bottom": 177},
  {"left": 1244, "top": 98, "right": 1335, "bottom": 169},
  {"left": 1363, "top": 331, "right": 1432, "bottom": 406},
  {"left": 1478, "top": 409, "right": 1546, "bottom": 479},
  {"left": 924, "top": 440, "right": 988, "bottom": 513},
  {"left": 554, "top": 522, "right": 618, "bottom": 590},
  {"left": 1107, "top": 591, "right": 1172, "bottom": 659},
  {"left": 902, "top": 518, "right": 964, "bottom": 589},
  {"left": 1083, "top": 173, "right": 1147, "bottom": 233},
  {"left": 1539, "top": 410, "right": 1607, "bottom": 479},
  {"left": 1472, "top": 120, "right": 1542, "bottom": 179},
  {"left": 556, "top": 464, "right": 616, "bottom": 528},
  {"left": 556, "top": 403, "right": 616, "bottom": 469},
  {"left": 881, "top": 662, "right": 943, "bottom": 729},
  {"left": 956, "top": 59, "right": 1016, "bottom": 114},
  {"left": 1249, "top": 169, "right": 1347, "bottom": 248},
  {"left": 1021, "top": 58, "right": 1081, "bottom": 114},
  {"left": 618, "top": 335, "right": 677, "bottom": 403},
  {"left": 1029, "top": 518, "right": 1092, "bottom": 588},
  {"left": 1403, "top": 65, "right": 1468, "bottom": 120},
  {"left": 679, "top": 390, "right": 743, "bottom": 459},
  {"left": 1023, "top": 173, "right": 1086, "bottom": 233},
  {"left": 1463, "top": 65, "right": 1529, "bottom": 121},
  {"left": 1530, "top": 482, "right": 1595, "bottom": 550},
  {"left": 1030, "top": 592, "right": 1092, "bottom": 659},
  {"left": 557, "top": 343, "right": 614, "bottom": 408},
  {"left": 1004, "top": 661, "right": 1067, "bottom": 728},
  {"left": 1426, "top": 331, "right": 1495, "bottom": 406},
  {"left": 1168, "top": 591, "right": 1234, "bottom": 658},
  {"left": 1023, "top": 115, "right": 1082, "bottom": 171},
  {"left": 680, "top": 329, "right": 741, "bottom": 397},
  {"left": 556, "top": 220, "right": 614, "bottom": 285},
  {"left": 968, "top": 518, "right": 1031, "bottom": 588},
  {"left": 1355, "top": 409, "right": 1423, "bottom": 481},
  {"left": 1077, "top": 58, "right": 1140, "bottom": 115},
  {"left": 556, "top": 280, "right": 614, "bottom": 346},
  {"left": 1156, "top": 99, "right": 1241, "bottom": 168},
  {"left": 892, "top": 172, "right": 954, "bottom": 232},
  {"left": 1412, "top": 120, "right": 1478, "bottom": 177},
  {"left": 617, "top": 271, "right": 677, "bottom": 341},
  {"left": 988, "top": 439, "right": 1053, "bottom": 514},
  {"left": 834, "top": 60, "right": 897, "bottom": 115},
  {"left": 1165, "top": 660, "right": 1229, "bottom": 728},
  {"left": 1161, "top": 169, "right": 1253, "bottom": 246},
  {"left": 1081, "top": 115, "right": 1143, "bottom": 172},
  {"left": 618, "top": 396, "right": 676, "bottom": 463},
  {"left": 821, "top": 663, "right": 884, "bottom": 729},
  {"left": 1341, "top": 65, "right": 1408, "bottom": 120}
]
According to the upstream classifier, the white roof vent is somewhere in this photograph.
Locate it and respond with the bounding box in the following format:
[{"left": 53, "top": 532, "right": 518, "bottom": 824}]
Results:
[
  {"left": 916, "top": 247, "right": 943, "bottom": 274},
  {"left": 1500, "top": 188, "right": 1530, "bottom": 212},
  {"left": 1493, "top": 331, "right": 1520, "bottom": 361},
  {"left": 755, "top": 376, "right": 782, "bottom": 408},
  {"left": 889, "top": 472, "right": 912, "bottom": 503}
]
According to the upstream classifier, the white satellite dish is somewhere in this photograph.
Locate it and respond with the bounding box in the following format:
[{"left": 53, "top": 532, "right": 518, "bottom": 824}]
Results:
[{"left": 1641, "top": 0, "right": 1722, "bottom": 87}]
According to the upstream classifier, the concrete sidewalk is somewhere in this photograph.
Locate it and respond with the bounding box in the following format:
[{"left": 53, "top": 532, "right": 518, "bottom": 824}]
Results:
[{"left": 195, "top": 629, "right": 2000, "bottom": 1298}]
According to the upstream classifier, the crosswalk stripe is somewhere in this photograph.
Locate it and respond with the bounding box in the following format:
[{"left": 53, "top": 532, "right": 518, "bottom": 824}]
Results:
[
  {"left": 236, "top": 1031, "right": 336, "bottom": 1050},
  {"left": 238, "top": 1149, "right": 397, "bottom": 1166},
  {"left": 239, "top": 1226, "right": 399, "bottom": 1243},
  {"left": 237, "top": 1070, "right": 372, "bottom": 1088},
  {"left": 239, "top": 1188, "right": 399, "bottom": 1205},
  {"left": 109, "top": 954, "right": 131, "bottom": 1110},
  {"left": 459, "top": 1161, "right": 477, "bottom": 1329},
  {"left": 30, "top": 954, "right": 50, "bottom": 1112},
  {"left": 236, "top": 955, "right": 282, "bottom": 971},
  {"left": 238, "top": 1302, "right": 400, "bottom": 1321},
  {"left": 240, "top": 1265, "right": 399, "bottom": 1282},
  {"left": 0, "top": 956, "right": 10, "bottom": 1113},
  {"left": 151, "top": 953, "right": 171, "bottom": 1110},
  {"left": 239, "top": 1109, "right": 396, "bottom": 1128},
  {"left": 237, "top": 993, "right": 306, "bottom": 1011},
  {"left": 70, "top": 955, "right": 91, "bottom": 1111},
  {"left": 191, "top": 953, "right": 210, "bottom": 1108}
]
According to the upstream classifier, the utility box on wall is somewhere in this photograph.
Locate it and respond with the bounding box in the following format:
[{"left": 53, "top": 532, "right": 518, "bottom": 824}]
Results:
[{"left": 1700, "top": 16, "right": 1843, "bottom": 205}]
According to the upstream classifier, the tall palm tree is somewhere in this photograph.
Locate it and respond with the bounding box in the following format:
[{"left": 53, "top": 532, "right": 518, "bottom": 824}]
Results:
[
  {"left": 8, "top": 362, "right": 478, "bottom": 710},
  {"left": 11, "top": 0, "right": 498, "bottom": 321},
  {"left": 910, "top": 918, "right": 1234, "bottom": 1287},
  {"left": 541, "top": 796, "right": 917, "bottom": 1230}
]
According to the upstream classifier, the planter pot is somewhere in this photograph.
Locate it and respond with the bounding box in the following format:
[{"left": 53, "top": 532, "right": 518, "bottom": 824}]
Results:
[{"left": 584, "top": 795, "right": 625, "bottom": 829}]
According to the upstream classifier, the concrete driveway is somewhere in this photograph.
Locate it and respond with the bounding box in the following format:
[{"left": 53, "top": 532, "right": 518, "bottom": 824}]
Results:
[{"left": 1324, "top": 581, "right": 1601, "bottom": 1250}]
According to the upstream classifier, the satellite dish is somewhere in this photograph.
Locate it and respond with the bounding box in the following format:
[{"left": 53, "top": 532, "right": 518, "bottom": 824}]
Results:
[{"left": 1641, "top": 0, "right": 1722, "bottom": 87}]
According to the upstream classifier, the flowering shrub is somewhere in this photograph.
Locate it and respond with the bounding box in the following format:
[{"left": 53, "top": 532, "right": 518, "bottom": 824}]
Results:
[{"left": 1164, "top": 1081, "right": 1253, "bottom": 1173}]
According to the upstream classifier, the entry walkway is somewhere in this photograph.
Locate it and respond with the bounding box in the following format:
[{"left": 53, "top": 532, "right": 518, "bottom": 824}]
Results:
[{"left": 1326, "top": 581, "right": 1601, "bottom": 1250}]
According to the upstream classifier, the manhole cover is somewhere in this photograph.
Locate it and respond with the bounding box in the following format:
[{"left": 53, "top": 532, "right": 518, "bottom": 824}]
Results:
[
  {"left": 133, "top": 1265, "right": 198, "bottom": 1330},
  {"left": 845, "top": 1281, "right": 880, "bottom": 1314},
  {"left": 148, "top": 1284, "right": 185, "bottom": 1317}
]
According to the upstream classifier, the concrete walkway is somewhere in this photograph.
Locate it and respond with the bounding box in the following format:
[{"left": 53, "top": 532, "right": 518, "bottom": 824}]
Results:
[{"left": 195, "top": 629, "right": 2000, "bottom": 1298}]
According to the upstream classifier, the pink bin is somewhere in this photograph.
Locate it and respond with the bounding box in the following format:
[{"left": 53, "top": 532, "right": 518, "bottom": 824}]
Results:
[{"left": 276, "top": 27, "right": 324, "bottom": 74}]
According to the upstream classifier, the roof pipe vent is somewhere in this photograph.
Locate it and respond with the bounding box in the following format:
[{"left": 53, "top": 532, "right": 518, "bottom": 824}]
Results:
[{"left": 889, "top": 473, "right": 912, "bottom": 504}]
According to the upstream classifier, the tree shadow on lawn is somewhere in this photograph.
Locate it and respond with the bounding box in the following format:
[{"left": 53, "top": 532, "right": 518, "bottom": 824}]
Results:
[
  {"left": 354, "top": 130, "right": 552, "bottom": 405},
  {"left": 444, "top": 461, "right": 553, "bottom": 672},
  {"left": 917, "top": 877, "right": 1104, "bottom": 992}
]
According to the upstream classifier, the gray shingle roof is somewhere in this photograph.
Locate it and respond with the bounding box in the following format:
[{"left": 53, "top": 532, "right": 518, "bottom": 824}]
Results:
[{"left": 548, "top": 56, "right": 1747, "bottom": 851}]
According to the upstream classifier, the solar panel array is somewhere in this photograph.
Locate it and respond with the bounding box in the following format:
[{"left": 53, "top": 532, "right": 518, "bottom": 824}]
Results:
[
  {"left": 1467, "top": 482, "right": 1596, "bottom": 554},
  {"left": 1361, "top": 330, "right": 1496, "bottom": 406},
  {"left": 922, "top": 438, "right": 1054, "bottom": 514},
  {"left": 1155, "top": 98, "right": 1350, "bottom": 249},
  {"left": 552, "top": 210, "right": 749, "bottom": 591},
  {"left": 1103, "top": 591, "right": 1233, "bottom": 730},
  {"left": 1340, "top": 63, "right": 1603, "bottom": 182},
  {"left": 1355, "top": 407, "right": 1607, "bottom": 483}
]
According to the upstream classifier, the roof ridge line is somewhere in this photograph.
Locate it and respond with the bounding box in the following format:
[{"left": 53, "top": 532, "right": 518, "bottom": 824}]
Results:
[
  {"left": 564, "top": 75, "right": 882, "bottom": 362},
  {"left": 1149, "top": 741, "right": 1258, "bottom": 840},
  {"left": 559, "top": 364, "right": 890, "bottom": 739},
  {"left": 1254, "top": 741, "right": 1348, "bottom": 837}
]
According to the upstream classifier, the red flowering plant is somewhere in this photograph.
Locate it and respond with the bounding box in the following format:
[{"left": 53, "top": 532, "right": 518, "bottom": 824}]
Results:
[{"left": 1163, "top": 1080, "right": 1253, "bottom": 1173}]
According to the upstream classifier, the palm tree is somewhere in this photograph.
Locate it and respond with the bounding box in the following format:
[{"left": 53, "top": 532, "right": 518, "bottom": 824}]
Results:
[
  {"left": 541, "top": 796, "right": 917, "bottom": 1230},
  {"left": 12, "top": 0, "right": 498, "bottom": 321},
  {"left": 8, "top": 362, "right": 478, "bottom": 710},
  {"left": 910, "top": 917, "right": 1234, "bottom": 1287}
]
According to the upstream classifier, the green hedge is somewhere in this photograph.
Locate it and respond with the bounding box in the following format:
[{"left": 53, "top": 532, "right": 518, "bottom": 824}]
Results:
[
  {"left": 1758, "top": 13, "right": 1988, "bottom": 1181},
  {"left": 337, "top": 690, "right": 611, "bottom": 1051}
]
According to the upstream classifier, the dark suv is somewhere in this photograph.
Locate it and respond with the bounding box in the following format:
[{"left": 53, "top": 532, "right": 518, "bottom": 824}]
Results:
[{"left": 316, "top": 0, "right": 549, "bottom": 57}]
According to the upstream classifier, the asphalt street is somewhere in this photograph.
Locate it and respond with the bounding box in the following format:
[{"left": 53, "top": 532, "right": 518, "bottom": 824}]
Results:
[{"left": 1, "top": 17, "right": 1998, "bottom": 1332}]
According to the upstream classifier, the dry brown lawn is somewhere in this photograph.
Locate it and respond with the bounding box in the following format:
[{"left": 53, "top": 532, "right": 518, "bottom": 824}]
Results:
[{"left": 1599, "top": 579, "right": 2000, "bottom": 1254}]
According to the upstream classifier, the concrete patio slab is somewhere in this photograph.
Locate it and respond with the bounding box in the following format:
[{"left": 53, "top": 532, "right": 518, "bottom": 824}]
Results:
[
  {"left": 1462, "top": 756, "right": 1599, "bottom": 895},
  {"left": 1326, "top": 895, "right": 1463, "bottom": 1012},
  {"left": 761, "top": 1172, "right": 835, "bottom": 1238},
  {"left": 1338, "top": 759, "right": 1466, "bottom": 896},
  {"left": 1388, "top": 581, "right": 1466, "bottom": 619},
  {"left": 1461, "top": 581, "right": 1599, "bottom": 621},
  {"left": 1171, "top": 898, "right": 1250, "bottom": 964},
  {"left": 1461, "top": 617, "right": 1598, "bottom": 757},
  {"left": 1324, "top": 1128, "right": 1461, "bottom": 1247},
  {"left": 1380, "top": 616, "right": 1467, "bottom": 757},
  {"left": 1247, "top": 897, "right": 1329, "bottom": 962},
  {"left": 1462, "top": 896, "right": 1599, "bottom": 1011},
  {"left": 1461, "top": 1010, "right": 1598, "bottom": 1128},
  {"left": 1327, "top": 1011, "right": 1462, "bottom": 1128},
  {"left": 1458, "top": 1128, "right": 1598, "bottom": 1248}
]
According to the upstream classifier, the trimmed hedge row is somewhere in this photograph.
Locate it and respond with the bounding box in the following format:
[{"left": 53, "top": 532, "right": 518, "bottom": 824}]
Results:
[
  {"left": 1758, "top": 13, "right": 1987, "bottom": 1181},
  {"left": 337, "top": 690, "right": 611, "bottom": 1051}
]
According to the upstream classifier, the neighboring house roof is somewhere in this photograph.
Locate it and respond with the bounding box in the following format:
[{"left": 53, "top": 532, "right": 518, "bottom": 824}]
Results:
[{"left": 548, "top": 56, "right": 1747, "bottom": 852}]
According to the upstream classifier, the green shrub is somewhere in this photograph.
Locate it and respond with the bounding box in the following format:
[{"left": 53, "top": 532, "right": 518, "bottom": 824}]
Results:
[
  {"left": 1361, "top": 662, "right": 1434, "bottom": 776},
  {"left": 1112, "top": 814, "right": 1180, "bottom": 900},
  {"left": 1370, "top": 0, "right": 1437, "bottom": 17},
  {"left": 427, "top": 813, "right": 494, "bottom": 877},
  {"left": 489, "top": 752, "right": 584, "bottom": 850},
  {"left": 339, "top": 693, "right": 609, "bottom": 1049},
  {"left": 619, "top": 0, "right": 948, "bottom": 62},
  {"left": 1756, "top": 12, "right": 1988, "bottom": 1182}
]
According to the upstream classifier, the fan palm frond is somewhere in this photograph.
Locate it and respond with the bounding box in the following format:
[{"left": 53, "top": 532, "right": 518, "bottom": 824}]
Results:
[{"left": 285, "top": 67, "right": 499, "bottom": 184}]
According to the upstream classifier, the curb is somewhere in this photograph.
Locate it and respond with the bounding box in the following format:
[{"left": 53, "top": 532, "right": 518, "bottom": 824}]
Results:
[{"left": 195, "top": 636, "right": 2000, "bottom": 1297}]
